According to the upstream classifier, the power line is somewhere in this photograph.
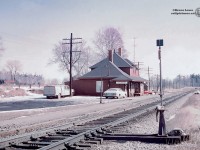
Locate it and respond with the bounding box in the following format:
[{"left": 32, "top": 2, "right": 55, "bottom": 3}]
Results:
[
  {"left": 147, "top": 66, "right": 153, "bottom": 91},
  {"left": 134, "top": 61, "right": 143, "bottom": 76},
  {"left": 142, "top": 66, "right": 153, "bottom": 90}
]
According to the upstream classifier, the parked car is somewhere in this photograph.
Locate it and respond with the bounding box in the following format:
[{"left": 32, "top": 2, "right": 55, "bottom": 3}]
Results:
[
  {"left": 43, "top": 85, "right": 74, "bottom": 99},
  {"left": 103, "top": 88, "right": 127, "bottom": 99},
  {"left": 194, "top": 90, "right": 200, "bottom": 94},
  {"left": 144, "top": 90, "right": 156, "bottom": 95}
]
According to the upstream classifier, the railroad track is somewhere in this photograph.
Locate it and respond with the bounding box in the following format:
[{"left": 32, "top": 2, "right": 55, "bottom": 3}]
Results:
[{"left": 0, "top": 90, "right": 192, "bottom": 150}]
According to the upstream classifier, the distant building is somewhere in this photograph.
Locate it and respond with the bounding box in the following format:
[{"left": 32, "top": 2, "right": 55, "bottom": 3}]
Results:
[
  {"left": 71, "top": 48, "right": 147, "bottom": 97},
  {"left": 4, "top": 80, "right": 15, "bottom": 85}
]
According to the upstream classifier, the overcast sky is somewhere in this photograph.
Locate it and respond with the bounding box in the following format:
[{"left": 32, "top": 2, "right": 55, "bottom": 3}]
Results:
[{"left": 0, "top": 0, "right": 200, "bottom": 82}]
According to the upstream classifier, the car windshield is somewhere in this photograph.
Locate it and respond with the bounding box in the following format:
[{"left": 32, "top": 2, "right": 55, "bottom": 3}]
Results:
[{"left": 107, "top": 88, "right": 121, "bottom": 91}]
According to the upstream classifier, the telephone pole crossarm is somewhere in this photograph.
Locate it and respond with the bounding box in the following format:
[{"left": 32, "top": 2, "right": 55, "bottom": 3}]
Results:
[
  {"left": 63, "top": 38, "right": 82, "bottom": 40},
  {"left": 63, "top": 42, "right": 82, "bottom": 44}
]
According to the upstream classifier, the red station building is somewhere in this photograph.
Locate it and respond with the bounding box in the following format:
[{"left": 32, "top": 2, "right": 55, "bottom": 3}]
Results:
[{"left": 71, "top": 48, "right": 147, "bottom": 97}]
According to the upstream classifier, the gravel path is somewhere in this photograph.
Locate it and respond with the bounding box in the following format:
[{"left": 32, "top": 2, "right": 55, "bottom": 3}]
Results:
[{"left": 92, "top": 93, "right": 200, "bottom": 150}]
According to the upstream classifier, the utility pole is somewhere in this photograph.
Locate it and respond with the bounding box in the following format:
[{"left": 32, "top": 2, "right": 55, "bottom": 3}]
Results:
[
  {"left": 156, "top": 74, "right": 159, "bottom": 92},
  {"left": 63, "top": 33, "right": 82, "bottom": 96},
  {"left": 147, "top": 66, "right": 153, "bottom": 91},
  {"left": 178, "top": 74, "right": 181, "bottom": 88},
  {"left": 135, "top": 62, "right": 143, "bottom": 76},
  {"left": 143, "top": 66, "right": 153, "bottom": 91}
]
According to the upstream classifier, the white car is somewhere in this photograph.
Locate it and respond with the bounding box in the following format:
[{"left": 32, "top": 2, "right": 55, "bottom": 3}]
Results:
[
  {"left": 194, "top": 90, "right": 200, "bottom": 94},
  {"left": 103, "top": 88, "right": 127, "bottom": 99}
]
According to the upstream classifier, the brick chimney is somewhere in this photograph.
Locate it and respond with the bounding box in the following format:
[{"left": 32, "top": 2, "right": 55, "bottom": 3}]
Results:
[
  {"left": 118, "top": 48, "right": 122, "bottom": 56},
  {"left": 108, "top": 50, "right": 113, "bottom": 62}
]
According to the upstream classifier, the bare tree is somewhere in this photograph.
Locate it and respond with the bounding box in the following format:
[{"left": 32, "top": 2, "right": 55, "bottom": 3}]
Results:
[
  {"left": 15, "top": 73, "right": 44, "bottom": 88},
  {"left": 73, "top": 41, "right": 93, "bottom": 77},
  {"left": 93, "top": 27, "right": 126, "bottom": 59},
  {"left": 6, "top": 60, "right": 22, "bottom": 82},
  {"left": 45, "top": 78, "right": 59, "bottom": 85},
  {"left": 50, "top": 40, "right": 92, "bottom": 78},
  {"left": 150, "top": 74, "right": 160, "bottom": 92},
  {"left": 26, "top": 74, "right": 38, "bottom": 88}
]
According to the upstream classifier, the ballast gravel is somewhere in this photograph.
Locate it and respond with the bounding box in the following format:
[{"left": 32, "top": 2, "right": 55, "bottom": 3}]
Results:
[{"left": 92, "top": 93, "right": 200, "bottom": 150}]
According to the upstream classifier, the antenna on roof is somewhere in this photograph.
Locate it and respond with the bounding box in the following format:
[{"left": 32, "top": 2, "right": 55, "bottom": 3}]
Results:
[{"left": 133, "top": 37, "right": 137, "bottom": 63}]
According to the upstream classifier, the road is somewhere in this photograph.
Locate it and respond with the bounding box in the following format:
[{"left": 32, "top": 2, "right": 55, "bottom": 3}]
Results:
[
  {"left": 0, "top": 97, "right": 83, "bottom": 111},
  {"left": 0, "top": 88, "right": 193, "bottom": 112},
  {"left": 0, "top": 95, "right": 122, "bottom": 111}
]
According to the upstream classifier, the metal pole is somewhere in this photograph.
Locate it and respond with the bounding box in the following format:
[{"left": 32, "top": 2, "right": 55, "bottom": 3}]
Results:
[
  {"left": 159, "top": 46, "right": 163, "bottom": 106},
  {"left": 100, "top": 70, "right": 102, "bottom": 104},
  {"left": 70, "top": 33, "right": 72, "bottom": 96},
  {"left": 156, "top": 74, "right": 159, "bottom": 92},
  {"left": 148, "top": 66, "right": 150, "bottom": 91},
  {"left": 156, "top": 40, "right": 166, "bottom": 136},
  {"left": 138, "top": 62, "right": 140, "bottom": 76}
]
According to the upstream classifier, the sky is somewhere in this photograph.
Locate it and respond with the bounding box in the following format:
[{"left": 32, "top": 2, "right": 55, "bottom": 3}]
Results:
[{"left": 0, "top": 0, "right": 200, "bottom": 82}]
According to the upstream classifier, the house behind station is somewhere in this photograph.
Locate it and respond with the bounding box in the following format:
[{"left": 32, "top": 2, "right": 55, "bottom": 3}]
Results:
[{"left": 71, "top": 48, "right": 147, "bottom": 97}]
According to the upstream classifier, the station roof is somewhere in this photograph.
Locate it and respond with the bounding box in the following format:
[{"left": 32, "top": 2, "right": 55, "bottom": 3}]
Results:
[
  {"left": 90, "top": 51, "right": 133, "bottom": 69},
  {"left": 80, "top": 61, "right": 146, "bottom": 82}
]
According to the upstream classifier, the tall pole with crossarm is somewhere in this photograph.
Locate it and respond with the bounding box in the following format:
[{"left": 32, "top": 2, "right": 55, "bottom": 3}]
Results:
[{"left": 63, "top": 33, "right": 82, "bottom": 96}]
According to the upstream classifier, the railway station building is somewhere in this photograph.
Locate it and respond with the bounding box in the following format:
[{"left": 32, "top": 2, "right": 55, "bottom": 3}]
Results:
[{"left": 71, "top": 48, "right": 147, "bottom": 97}]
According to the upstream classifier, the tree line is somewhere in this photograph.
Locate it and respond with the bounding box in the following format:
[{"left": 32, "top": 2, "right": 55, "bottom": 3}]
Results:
[
  {"left": 0, "top": 71, "right": 44, "bottom": 88},
  {"left": 0, "top": 57, "right": 44, "bottom": 88},
  {"left": 150, "top": 74, "right": 200, "bottom": 92}
]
